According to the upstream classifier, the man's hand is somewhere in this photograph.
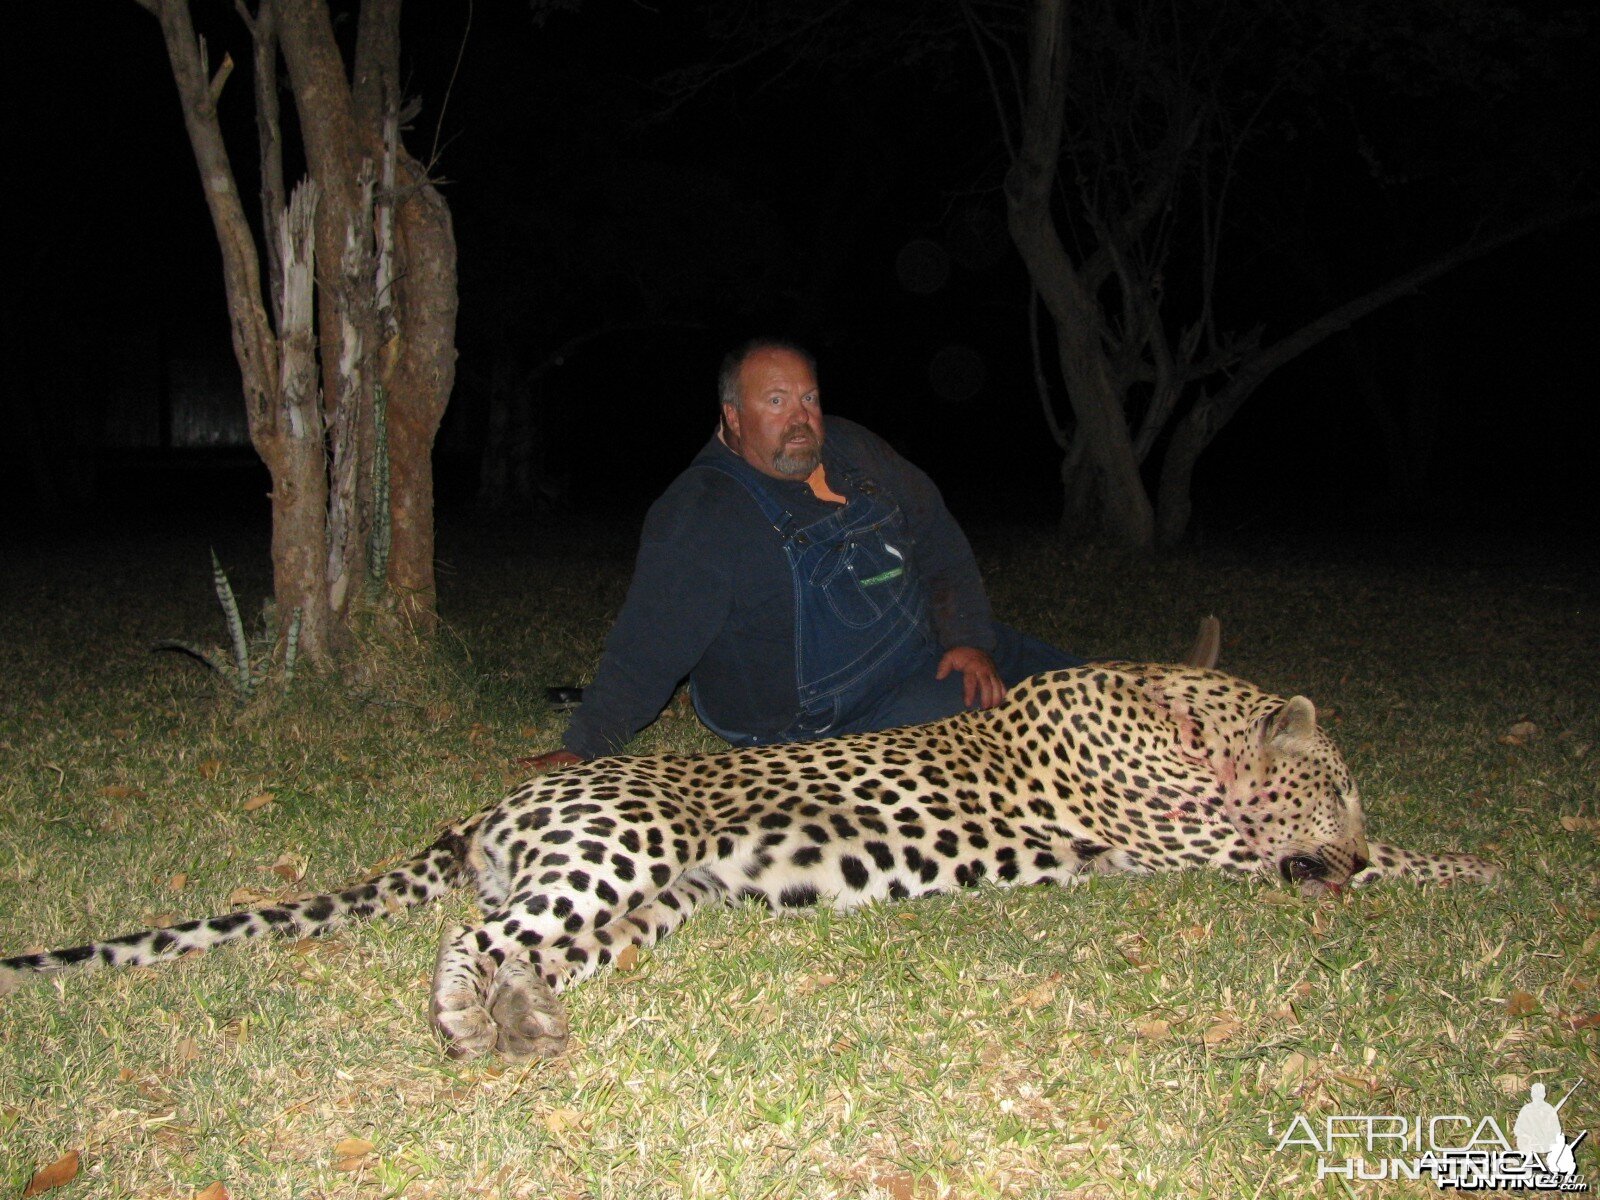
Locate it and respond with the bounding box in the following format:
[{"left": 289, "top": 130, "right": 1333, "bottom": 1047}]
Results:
[
  {"left": 936, "top": 646, "right": 1005, "bottom": 709},
  {"left": 515, "top": 749, "right": 584, "bottom": 772}
]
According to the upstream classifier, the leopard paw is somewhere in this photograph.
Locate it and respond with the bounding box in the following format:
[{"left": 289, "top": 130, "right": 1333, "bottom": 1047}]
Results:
[
  {"left": 429, "top": 923, "right": 498, "bottom": 1060},
  {"left": 487, "top": 957, "right": 570, "bottom": 1059},
  {"left": 432, "top": 997, "right": 499, "bottom": 1060}
]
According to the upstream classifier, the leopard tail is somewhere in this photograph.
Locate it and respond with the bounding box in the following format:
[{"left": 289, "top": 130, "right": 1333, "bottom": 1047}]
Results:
[{"left": 0, "top": 810, "right": 489, "bottom": 994}]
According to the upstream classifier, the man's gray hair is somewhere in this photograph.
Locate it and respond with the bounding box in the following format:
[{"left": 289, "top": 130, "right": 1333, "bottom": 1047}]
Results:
[{"left": 717, "top": 338, "right": 818, "bottom": 412}]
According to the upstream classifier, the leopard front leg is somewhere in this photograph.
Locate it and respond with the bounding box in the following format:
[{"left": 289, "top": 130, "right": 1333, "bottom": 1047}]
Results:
[
  {"left": 429, "top": 922, "right": 569, "bottom": 1060},
  {"left": 1353, "top": 841, "right": 1499, "bottom": 886}
]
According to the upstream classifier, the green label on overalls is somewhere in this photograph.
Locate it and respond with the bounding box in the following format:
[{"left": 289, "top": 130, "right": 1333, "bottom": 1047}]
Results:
[{"left": 857, "top": 567, "right": 904, "bottom": 587}]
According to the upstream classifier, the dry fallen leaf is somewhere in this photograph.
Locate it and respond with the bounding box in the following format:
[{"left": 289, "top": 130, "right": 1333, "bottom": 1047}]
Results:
[
  {"left": 1009, "top": 972, "right": 1062, "bottom": 1011},
  {"left": 98, "top": 785, "right": 138, "bottom": 800},
  {"left": 542, "top": 1107, "right": 585, "bottom": 1134},
  {"left": 1134, "top": 1018, "right": 1171, "bottom": 1040},
  {"left": 1278, "top": 1052, "right": 1314, "bottom": 1088},
  {"left": 1116, "top": 936, "right": 1150, "bottom": 969},
  {"left": 1503, "top": 720, "right": 1540, "bottom": 745},
  {"left": 198, "top": 758, "right": 223, "bottom": 780},
  {"left": 22, "top": 1151, "right": 79, "bottom": 1197},
  {"left": 333, "top": 1137, "right": 375, "bottom": 1172},
  {"left": 614, "top": 944, "right": 639, "bottom": 972},
  {"left": 1495, "top": 1073, "right": 1530, "bottom": 1096},
  {"left": 267, "top": 853, "right": 307, "bottom": 884},
  {"left": 1505, "top": 990, "right": 1538, "bottom": 1017},
  {"left": 241, "top": 792, "right": 274, "bottom": 812},
  {"left": 193, "top": 1183, "right": 230, "bottom": 1200},
  {"left": 873, "top": 1172, "right": 917, "bottom": 1200},
  {"left": 168, "top": 872, "right": 189, "bottom": 892},
  {"left": 227, "top": 886, "right": 275, "bottom": 907},
  {"left": 1559, "top": 814, "right": 1600, "bottom": 834},
  {"left": 1203, "top": 1018, "right": 1243, "bottom": 1045}
]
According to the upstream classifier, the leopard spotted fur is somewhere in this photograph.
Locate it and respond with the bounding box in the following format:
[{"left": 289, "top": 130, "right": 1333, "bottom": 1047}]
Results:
[{"left": 0, "top": 664, "right": 1495, "bottom": 1058}]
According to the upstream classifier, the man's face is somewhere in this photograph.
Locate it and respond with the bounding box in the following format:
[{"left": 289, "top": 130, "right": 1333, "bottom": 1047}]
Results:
[{"left": 722, "top": 348, "right": 824, "bottom": 479}]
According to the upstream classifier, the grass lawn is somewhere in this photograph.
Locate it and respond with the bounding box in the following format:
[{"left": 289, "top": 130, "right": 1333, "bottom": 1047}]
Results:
[{"left": 1, "top": 520, "right": 1595, "bottom": 1198}]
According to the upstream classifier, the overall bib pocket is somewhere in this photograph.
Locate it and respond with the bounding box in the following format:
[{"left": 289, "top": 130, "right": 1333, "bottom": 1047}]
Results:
[{"left": 810, "top": 521, "right": 912, "bottom": 630}]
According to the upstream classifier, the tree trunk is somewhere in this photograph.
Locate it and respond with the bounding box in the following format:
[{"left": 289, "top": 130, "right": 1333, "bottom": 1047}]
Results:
[
  {"left": 266, "top": 181, "right": 335, "bottom": 655},
  {"left": 1004, "top": 0, "right": 1154, "bottom": 553},
  {"left": 1152, "top": 401, "right": 1210, "bottom": 551},
  {"left": 135, "top": 0, "right": 456, "bottom": 670},
  {"left": 383, "top": 152, "right": 458, "bottom": 632}
]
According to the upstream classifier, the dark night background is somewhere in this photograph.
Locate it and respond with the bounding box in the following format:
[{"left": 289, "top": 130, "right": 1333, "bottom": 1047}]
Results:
[{"left": 4, "top": 1, "right": 1595, "bottom": 557}]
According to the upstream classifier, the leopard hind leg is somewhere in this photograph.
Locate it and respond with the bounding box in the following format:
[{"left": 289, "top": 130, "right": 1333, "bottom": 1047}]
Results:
[
  {"left": 429, "top": 872, "right": 727, "bottom": 1060},
  {"left": 554, "top": 871, "right": 729, "bottom": 982},
  {"left": 429, "top": 921, "right": 570, "bottom": 1059}
]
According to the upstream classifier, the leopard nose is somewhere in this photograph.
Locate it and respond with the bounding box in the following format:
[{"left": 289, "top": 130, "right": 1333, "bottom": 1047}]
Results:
[{"left": 1350, "top": 852, "right": 1370, "bottom": 877}]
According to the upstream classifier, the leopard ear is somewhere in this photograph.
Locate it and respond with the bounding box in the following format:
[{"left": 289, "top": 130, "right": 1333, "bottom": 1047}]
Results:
[{"left": 1261, "top": 696, "right": 1318, "bottom": 757}]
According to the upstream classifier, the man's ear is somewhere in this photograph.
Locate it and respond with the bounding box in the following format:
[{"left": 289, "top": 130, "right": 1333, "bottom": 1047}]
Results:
[{"left": 721, "top": 403, "right": 742, "bottom": 442}]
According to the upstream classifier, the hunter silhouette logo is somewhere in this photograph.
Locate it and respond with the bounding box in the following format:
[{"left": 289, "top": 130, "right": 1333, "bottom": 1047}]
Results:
[
  {"left": 1514, "top": 1082, "right": 1585, "bottom": 1181},
  {"left": 1271, "top": 1077, "right": 1589, "bottom": 1191}
]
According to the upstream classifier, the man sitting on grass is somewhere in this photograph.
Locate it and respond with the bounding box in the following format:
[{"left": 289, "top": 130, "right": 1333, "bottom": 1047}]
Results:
[{"left": 528, "top": 338, "right": 1155, "bottom": 768}]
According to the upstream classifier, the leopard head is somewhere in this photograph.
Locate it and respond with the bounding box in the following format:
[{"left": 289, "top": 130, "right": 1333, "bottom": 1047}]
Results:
[{"left": 1222, "top": 696, "right": 1370, "bottom": 895}]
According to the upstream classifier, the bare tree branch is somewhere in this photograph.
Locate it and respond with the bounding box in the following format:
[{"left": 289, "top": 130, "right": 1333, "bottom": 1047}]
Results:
[
  {"left": 1153, "top": 203, "right": 1596, "bottom": 546},
  {"left": 138, "top": 0, "right": 278, "bottom": 420},
  {"left": 653, "top": 0, "right": 859, "bottom": 120},
  {"left": 241, "top": 0, "right": 285, "bottom": 322},
  {"left": 207, "top": 51, "right": 234, "bottom": 104},
  {"left": 958, "top": 0, "right": 1017, "bottom": 159},
  {"left": 1027, "top": 285, "right": 1069, "bottom": 452},
  {"left": 429, "top": 0, "right": 473, "bottom": 170}
]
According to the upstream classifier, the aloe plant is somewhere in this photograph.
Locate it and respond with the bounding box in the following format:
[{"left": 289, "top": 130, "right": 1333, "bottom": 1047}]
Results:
[{"left": 153, "top": 551, "right": 302, "bottom": 697}]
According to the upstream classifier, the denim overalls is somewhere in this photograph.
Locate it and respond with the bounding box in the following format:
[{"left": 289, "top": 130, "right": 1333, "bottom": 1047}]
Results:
[{"left": 692, "top": 450, "right": 938, "bottom": 744}]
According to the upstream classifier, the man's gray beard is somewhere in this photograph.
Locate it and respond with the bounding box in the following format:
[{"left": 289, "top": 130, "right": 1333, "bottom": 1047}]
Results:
[{"left": 773, "top": 446, "right": 820, "bottom": 477}]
